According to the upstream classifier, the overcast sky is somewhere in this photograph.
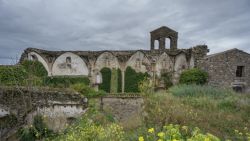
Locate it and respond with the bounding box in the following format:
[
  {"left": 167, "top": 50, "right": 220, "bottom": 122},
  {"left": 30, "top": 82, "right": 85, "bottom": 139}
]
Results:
[{"left": 0, "top": 0, "right": 250, "bottom": 64}]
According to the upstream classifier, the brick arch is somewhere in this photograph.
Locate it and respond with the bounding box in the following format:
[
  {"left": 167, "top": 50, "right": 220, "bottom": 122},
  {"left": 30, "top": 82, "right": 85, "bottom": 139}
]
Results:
[
  {"left": 52, "top": 52, "right": 89, "bottom": 76},
  {"left": 28, "top": 52, "right": 50, "bottom": 75}
]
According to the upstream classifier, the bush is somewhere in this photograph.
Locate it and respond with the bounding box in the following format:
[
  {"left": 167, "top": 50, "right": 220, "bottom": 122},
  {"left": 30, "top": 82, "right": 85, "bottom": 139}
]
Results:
[
  {"left": 179, "top": 68, "right": 208, "bottom": 85},
  {"left": 0, "top": 65, "right": 28, "bottom": 85},
  {"left": 44, "top": 76, "right": 90, "bottom": 88},
  {"left": 71, "top": 83, "right": 106, "bottom": 98}
]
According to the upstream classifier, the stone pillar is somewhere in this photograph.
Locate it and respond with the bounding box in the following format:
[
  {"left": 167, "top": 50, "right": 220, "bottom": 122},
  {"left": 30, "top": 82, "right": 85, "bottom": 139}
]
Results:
[
  {"left": 122, "top": 70, "right": 125, "bottom": 93},
  {"left": 150, "top": 38, "right": 155, "bottom": 50},
  {"left": 159, "top": 37, "right": 165, "bottom": 50}
]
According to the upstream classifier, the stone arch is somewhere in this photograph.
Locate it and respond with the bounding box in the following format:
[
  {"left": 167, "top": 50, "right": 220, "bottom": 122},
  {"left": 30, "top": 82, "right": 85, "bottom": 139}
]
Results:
[
  {"left": 94, "top": 52, "right": 120, "bottom": 70},
  {"left": 28, "top": 52, "right": 50, "bottom": 75},
  {"left": 126, "top": 51, "right": 151, "bottom": 73},
  {"left": 52, "top": 52, "right": 89, "bottom": 76},
  {"left": 155, "top": 52, "right": 173, "bottom": 76}
]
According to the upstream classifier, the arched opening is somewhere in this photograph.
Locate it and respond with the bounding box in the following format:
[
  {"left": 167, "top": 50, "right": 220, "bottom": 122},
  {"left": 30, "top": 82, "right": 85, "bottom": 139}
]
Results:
[
  {"left": 165, "top": 38, "right": 171, "bottom": 49},
  {"left": 154, "top": 40, "right": 159, "bottom": 50},
  {"left": 99, "top": 67, "right": 111, "bottom": 93}
]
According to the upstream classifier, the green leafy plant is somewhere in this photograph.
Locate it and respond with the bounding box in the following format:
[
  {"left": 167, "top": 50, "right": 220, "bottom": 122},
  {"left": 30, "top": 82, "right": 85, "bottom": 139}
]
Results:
[
  {"left": 71, "top": 83, "right": 106, "bottom": 98},
  {"left": 179, "top": 68, "right": 208, "bottom": 85}
]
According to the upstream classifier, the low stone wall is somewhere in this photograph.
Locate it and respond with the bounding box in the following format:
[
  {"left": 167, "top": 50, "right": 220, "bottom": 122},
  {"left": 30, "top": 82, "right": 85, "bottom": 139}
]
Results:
[
  {"left": 0, "top": 86, "right": 87, "bottom": 140},
  {"left": 99, "top": 95, "right": 144, "bottom": 129}
]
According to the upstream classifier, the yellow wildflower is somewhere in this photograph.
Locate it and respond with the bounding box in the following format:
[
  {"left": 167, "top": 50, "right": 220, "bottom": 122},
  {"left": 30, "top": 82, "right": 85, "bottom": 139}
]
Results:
[
  {"left": 157, "top": 139, "right": 163, "bottom": 141},
  {"left": 204, "top": 137, "right": 210, "bottom": 141},
  {"left": 148, "top": 128, "right": 154, "bottom": 133},
  {"left": 157, "top": 132, "right": 165, "bottom": 138},
  {"left": 138, "top": 136, "right": 144, "bottom": 141}
]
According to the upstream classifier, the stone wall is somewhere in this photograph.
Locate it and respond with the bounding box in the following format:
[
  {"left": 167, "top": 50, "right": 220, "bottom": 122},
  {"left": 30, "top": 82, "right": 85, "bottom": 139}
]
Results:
[
  {"left": 0, "top": 86, "right": 87, "bottom": 140},
  {"left": 199, "top": 49, "right": 250, "bottom": 92},
  {"left": 99, "top": 95, "right": 144, "bottom": 129}
]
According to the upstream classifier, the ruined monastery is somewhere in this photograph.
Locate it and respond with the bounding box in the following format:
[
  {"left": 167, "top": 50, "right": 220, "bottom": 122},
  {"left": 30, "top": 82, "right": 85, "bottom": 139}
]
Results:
[{"left": 20, "top": 26, "right": 250, "bottom": 93}]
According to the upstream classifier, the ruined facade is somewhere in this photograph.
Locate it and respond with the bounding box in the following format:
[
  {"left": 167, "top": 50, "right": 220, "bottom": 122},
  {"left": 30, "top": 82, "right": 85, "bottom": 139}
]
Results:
[
  {"left": 20, "top": 26, "right": 208, "bottom": 92},
  {"left": 20, "top": 26, "right": 250, "bottom": 92}
]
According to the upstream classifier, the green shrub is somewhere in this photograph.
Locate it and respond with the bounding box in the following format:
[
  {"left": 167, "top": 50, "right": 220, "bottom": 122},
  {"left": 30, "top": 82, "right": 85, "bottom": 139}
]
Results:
[
  {"left": 169, "top": 84, "right": 235, "bottom": 98},
  {"left": 179, "top": 68, "right": 208, "bottom": 85},
  {"left": 0, "top": 65, "right": 28, "bottom": 85},
  {"left": 21, "top": 60, "right": 47, "bottom": 77},
  {"left": 44, "top": 76, "right": 90, "bottom": 88},
  {"left": 99, "top": 68, "right": 112, "bottom": 93},
  {"left": 71, "top": 83, "right": 106, "bottom": 98},
  {"left": 125, "top": 67, "right": 149, "bottom": 92}
]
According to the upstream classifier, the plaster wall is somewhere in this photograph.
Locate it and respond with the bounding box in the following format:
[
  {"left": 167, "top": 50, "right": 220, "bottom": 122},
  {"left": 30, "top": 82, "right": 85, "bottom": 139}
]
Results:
[{"left": 52, "top": 52, "right": 89, "bottom": 76}]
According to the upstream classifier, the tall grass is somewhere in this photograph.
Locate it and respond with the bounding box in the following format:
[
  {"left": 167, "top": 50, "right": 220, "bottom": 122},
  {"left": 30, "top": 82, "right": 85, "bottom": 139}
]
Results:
[{"left": 169, "top": 84, "right": 235, "bottom": 98}]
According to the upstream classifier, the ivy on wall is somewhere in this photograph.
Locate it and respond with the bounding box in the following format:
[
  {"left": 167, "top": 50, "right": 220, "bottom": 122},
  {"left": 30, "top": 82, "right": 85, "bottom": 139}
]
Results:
[
  {"left": 99, "top": 67, "right": 111, "bottom": 93},
  {"left": 125, "top": 66, "right": 149, "bottom": 92}
]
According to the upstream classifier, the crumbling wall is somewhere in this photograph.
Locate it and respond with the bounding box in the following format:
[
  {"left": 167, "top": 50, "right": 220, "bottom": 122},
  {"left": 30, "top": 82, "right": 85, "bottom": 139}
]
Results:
[{"left": 0, "top": 86, "right": 87, "bottom": 140}]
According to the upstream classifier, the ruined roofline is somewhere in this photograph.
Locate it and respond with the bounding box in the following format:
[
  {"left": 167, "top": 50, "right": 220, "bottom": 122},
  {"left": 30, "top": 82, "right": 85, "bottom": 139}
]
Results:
[
  {"left": 205, "top": 48, "right": 250, "bottom": 59},
  {"left": 24, "top": 47, "right": 193, "bottom": 55}
]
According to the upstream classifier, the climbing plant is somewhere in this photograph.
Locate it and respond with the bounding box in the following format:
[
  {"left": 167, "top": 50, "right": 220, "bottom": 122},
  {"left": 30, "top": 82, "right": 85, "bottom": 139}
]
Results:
[
  {"left": 125, "top": 67, "right": 149, "bottom": 92},
  {"left": 99, "top": 67, "right": 111, "bottom": 93}
]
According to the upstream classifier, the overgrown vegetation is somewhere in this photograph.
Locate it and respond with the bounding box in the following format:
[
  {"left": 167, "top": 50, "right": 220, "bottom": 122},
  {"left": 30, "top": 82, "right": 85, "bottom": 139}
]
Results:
[
  {"left": 44, "top": 76, "right": 90, "bottom": 88},
  {"left": 18, "top": 115, "right": 53, "bottom": 141},
  {"left": 125, "top": 67, "right": 149, "bottom": 92},
  {"left": 99, "top": 67, "right": 112, "bottom": 93},
  {"left": 179, "top": 68, "right": 208, "bottom": 85},
  {"left": 71, "top": 83, "right": 106, "bottom": 98},
  {"left": 0, "top": 60, "right": 90, "bottom": 87},
  {"left": 45, "top": 84, "right": 250, "bottom": 141}
]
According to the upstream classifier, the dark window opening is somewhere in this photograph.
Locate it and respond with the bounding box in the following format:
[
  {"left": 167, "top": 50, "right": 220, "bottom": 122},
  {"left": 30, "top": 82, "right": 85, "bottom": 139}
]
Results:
[
  {"left": 236, "top": 66, "right": 244, "bottom": 77},
  {"left": 233, "top": 86, "right": 243, "bottom": 93},
  {"left": 66, "top": 57, "right": 72, "bottom": 69}
]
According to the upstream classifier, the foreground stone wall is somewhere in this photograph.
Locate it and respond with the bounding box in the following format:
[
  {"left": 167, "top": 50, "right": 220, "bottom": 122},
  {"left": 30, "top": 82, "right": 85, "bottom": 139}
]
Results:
[
  {"left": 0, "top": 86, "right": 87, "bottom": 140},
  {"left": 99, "top": 95, "right": 144, "bottom": 129}
]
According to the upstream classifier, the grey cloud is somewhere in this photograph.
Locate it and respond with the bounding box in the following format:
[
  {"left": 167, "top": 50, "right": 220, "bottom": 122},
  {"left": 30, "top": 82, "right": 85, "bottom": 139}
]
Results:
[{"left": 0, "top": 0, "right": 250, "bottom": 64}]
